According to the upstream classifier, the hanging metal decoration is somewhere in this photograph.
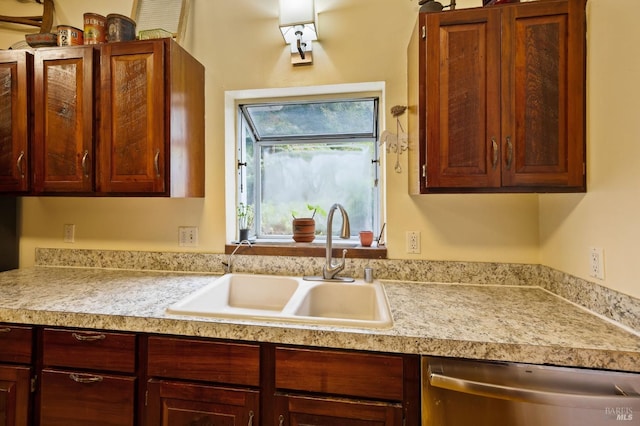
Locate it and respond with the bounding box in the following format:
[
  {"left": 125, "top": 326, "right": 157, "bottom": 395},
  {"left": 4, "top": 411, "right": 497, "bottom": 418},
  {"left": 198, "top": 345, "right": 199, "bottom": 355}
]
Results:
[{"left": 380, "top": 105, "right": 408, "bottom": 173}]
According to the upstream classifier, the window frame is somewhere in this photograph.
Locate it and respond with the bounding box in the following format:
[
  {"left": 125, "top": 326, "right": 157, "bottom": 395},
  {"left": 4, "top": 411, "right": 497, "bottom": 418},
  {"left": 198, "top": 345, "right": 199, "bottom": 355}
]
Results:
[{"left": 224, "top": 82, "right": 387, "bottom": 246}]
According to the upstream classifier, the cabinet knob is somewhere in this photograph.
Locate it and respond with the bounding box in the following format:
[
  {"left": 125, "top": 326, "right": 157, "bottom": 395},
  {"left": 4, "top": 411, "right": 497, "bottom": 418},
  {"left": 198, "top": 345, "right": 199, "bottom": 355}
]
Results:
[
  {"left": 248, "top": 410, "right": 254, "bottom": 426},
  {"left": 278, "top": 414, "right": 284, "bottom": 426}
]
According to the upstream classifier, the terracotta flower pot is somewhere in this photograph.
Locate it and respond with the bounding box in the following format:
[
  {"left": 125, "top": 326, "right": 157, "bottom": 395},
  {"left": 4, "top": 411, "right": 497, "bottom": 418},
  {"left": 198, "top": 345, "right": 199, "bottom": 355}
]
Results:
[{"left": 292, "top": 218, "right": 316, "bottom": 243}]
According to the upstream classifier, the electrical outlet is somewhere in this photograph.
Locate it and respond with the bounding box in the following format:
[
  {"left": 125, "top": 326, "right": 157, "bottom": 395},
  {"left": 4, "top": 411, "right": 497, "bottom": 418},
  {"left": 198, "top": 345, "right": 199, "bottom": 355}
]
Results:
[
  {"left": 179, "top": 226, "right": 199, "bottom": 247},
  {"left": 63, "top": 224, "right": 75, "bottom": 243},
  {"left": 406, "top": 231, "right": 421, "bottom": 254},
  {"left": 589, "top": 247, "right": 605, "bottom": 280}
]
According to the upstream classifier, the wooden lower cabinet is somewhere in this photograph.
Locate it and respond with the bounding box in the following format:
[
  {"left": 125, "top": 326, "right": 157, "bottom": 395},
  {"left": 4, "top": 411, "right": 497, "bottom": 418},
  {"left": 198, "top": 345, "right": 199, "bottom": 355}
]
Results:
[
  {"left": 274, "top": 394, "right": 403, "bottom": 426},
  {"left": 271, "top": 346, "right": 411, "bottom": 426},
  {"left": 0, "top": 324, "right": 33, "bottom": 426},
  {"left": 146, "top": 380, "right": 259, "bottom": 426},
  {"left": 38, "top": 328, "right": 138, "bottom": 425},
  {"left": 145, "top": 336, "right": 261, "bottom": 425},
  {"left": 5, "top": 327, "right": 418, "bottom": 426},
  {"left": 0, "top": 365, "right": 31, "bottom": 426},
  {"left": 39, "top": 369, "right": 135, "bottom": 426}
]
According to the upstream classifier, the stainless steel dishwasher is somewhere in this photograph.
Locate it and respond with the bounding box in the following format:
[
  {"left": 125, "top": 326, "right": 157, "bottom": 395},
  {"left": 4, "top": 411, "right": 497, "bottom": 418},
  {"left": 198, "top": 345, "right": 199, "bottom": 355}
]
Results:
[{"left": 422, "top": 356, "right": 640, "bottom": 425}]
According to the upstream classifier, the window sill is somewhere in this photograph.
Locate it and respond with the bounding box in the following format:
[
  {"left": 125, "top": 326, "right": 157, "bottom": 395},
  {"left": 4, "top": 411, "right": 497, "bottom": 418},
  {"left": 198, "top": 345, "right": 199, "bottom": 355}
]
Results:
[{"left": 224, "top": 242, "right": 387, "bottom": 259}]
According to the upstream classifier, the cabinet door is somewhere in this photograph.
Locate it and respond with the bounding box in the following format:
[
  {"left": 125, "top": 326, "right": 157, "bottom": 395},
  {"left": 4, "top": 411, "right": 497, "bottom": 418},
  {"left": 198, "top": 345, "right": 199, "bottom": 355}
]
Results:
[
  {"left": 39, "top": 368, "right": 135, "bottom": 426},
  {"left": 33, "top": 46, "right": 95, "bottom": 193},
  {"left": 146, "top": 380, "right": 259, "bottom": 426},
  {"left": 0, "top": 365, "right": 31, "bottom": 426},
  {"left": 501, "top": 0, "right": 585, "bottom": 189},
  {"left": 0, "top": 51, "right": 31, "bottom": 193},
  {"left": 424, "top": 8, "right": 502, "bottom": 190},
  {"left": 98, "top": 41, "right": 165, "bottom": 194},
  {"left": 274, "top": 394, "right": 403, "bottom": 426}
]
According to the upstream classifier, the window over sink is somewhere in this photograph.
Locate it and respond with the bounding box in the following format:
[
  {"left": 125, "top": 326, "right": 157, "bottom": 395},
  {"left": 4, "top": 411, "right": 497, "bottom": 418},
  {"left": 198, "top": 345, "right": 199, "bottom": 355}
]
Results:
[{"left": 225, "top": 83, "right": 385, "bottom": 245}]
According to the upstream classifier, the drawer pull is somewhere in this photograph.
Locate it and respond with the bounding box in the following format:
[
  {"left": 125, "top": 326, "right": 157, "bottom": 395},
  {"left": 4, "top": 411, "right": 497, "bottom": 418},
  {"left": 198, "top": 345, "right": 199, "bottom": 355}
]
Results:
[
  {"left": 69, "top": 373, "right": 103, "bottom": 384},
  {"left": 248, "top": 411, "right": 254, "bottom": 426},
  {"left": 0, "top": 327, "right": 11, "bottom": 333},
  {"left": 72, "top": 332, "right": 106, "bottom": 341},
  {"left": 278, "top": 414, "right": 284, "bottom": 426}
]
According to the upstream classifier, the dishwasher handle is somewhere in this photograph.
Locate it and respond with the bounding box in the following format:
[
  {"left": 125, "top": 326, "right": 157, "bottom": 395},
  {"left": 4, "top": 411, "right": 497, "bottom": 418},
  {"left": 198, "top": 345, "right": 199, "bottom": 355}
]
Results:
[{"left": 429, "top": 371, "right": 640, "bottom": 409}]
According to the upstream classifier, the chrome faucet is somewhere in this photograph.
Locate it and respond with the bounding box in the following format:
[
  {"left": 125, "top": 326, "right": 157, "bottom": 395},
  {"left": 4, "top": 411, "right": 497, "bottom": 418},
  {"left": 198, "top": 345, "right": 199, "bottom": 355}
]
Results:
[
  {"left": 222, "top": 239, "right": 252, "bottom": 273},
  {"left": 322, "top": 203, "right": 351, "bottom": 280}
]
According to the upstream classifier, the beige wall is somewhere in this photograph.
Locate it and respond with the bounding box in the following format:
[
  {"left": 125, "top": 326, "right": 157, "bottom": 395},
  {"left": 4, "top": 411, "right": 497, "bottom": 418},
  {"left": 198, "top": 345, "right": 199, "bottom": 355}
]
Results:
[
  {"left": 539, "top": 0, "right": 640, "bottom": 298},
  {"left": 1, "top": 0, "right": 636, "bottom": 299}
]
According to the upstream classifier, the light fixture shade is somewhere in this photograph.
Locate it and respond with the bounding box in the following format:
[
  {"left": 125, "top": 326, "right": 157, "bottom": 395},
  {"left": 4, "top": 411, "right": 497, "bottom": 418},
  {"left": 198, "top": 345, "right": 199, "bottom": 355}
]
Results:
[
  {"left": 279, "top": 0, "right": 315, "bottom": 27},
  {"left": 279, "top": 0, "right": 317, "bottom": 65},
  {"left": 279, "top": 0, "right": 317, "bottom": 44}
]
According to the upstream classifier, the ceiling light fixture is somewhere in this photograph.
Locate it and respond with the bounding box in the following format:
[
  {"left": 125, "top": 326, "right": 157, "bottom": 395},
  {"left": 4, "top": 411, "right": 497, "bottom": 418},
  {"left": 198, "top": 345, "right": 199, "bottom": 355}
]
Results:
[{"left": 279, "top": 0, "right": 317, "bottom": 66}]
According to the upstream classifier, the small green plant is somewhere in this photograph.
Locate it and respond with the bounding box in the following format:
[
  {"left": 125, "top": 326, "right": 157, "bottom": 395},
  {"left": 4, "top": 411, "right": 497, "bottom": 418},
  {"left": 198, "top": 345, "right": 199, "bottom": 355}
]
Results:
[
  {"left": 237, "top": 203, "right": 254, "bottom": 229},
  {"left": 292, "top": 203, "right": 327, "bottom": 219}
]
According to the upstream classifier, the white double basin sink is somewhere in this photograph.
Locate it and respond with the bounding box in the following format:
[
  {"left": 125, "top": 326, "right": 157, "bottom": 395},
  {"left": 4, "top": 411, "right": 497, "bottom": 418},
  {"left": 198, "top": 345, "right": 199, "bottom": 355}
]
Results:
[{"left": 167, "top": 273, "right": 393, "bottom": 329}]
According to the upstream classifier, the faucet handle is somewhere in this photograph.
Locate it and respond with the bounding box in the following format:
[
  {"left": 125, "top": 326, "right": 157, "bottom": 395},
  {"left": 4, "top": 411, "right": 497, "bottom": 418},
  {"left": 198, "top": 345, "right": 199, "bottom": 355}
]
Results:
[
  {"left": 339, "top": 249, "right": 348, "bottom": 265},
  {"left": 334, "top": 249, "right": 348, "bottom": 272}
]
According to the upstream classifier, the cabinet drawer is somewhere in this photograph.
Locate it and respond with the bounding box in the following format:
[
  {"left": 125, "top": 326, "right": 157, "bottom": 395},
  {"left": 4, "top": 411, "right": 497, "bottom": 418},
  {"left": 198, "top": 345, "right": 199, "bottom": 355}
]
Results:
[
  {"left": 39, "top": 368, "right": 135, "bottom": 426},
  {"left": 42, "top": 328, "right": 136, "bottom": 373},
  {"left": 0, "top": 324, "right": 32, "bottom": 364},
  {"left": 275, "top": 347, "right": 404, "bottom": 401},
  {"left": 147, "top": 336, "right": 260, "bottom": 386}
]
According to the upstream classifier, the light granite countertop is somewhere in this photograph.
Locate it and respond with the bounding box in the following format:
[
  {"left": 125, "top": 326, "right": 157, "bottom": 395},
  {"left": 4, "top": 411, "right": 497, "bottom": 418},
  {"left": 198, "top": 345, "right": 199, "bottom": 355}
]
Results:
[{"left": 1, "top": 266, "right": 639, "bottom": 372}]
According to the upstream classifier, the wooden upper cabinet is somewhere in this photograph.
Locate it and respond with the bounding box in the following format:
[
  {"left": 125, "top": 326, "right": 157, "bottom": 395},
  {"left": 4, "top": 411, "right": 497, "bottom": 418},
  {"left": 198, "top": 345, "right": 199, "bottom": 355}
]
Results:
[
  {"left": 408, "top": 0, "right": 586, "bottom": 193},
  {"left": 5, "top": 39, "right": 203, "bottom": 197},
  {"left": 33, "top": 46, "right": 95, "bottom": 194},
  {"left": 0, "top": 51, "right": 32, "bottom": 193},
  {"left": 98, "top": 39, "right": 204, "bottom": 196},
  {"left": 98, "top": 41, "right": 165, "bottom": 194},
  {"left": 501, "top": 0, "right": 585, "bottom": 188},
  {"left": 424, "top": 7, "right": 502, "bottom": 190}
]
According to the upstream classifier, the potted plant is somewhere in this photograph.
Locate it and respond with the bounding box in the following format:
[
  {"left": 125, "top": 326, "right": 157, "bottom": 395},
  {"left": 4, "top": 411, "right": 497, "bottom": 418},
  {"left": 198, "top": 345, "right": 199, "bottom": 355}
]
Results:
[
  {"left": 237, "top": 203, "right": 254, "bottom": 241},
  {"left": 291, "top": 204, "right": 326, "bottom": 243}
]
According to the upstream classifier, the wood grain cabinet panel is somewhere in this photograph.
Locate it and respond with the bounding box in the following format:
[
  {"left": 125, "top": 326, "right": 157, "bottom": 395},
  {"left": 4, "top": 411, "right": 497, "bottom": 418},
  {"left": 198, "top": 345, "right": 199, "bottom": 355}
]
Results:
[
  {"left": 3, "top": 39, "right": 204, "bottom": 197},
  {"left": 0, "top": 366, "right": 31, "bottom": 426},
  {"left": 33, "top": 46, "right": 95, "bottom": 194},
  {"left": 147, "top": 336, "right": 260, "bottom": 386},
  {"left": 39, "top": 328, "right": 138, "bottom": 425},
  {"left": 274, "top": 394, "right": 403, "bottom": 426},
  {"left": 0, "top": 325, "right": 32, "bottom": 364},
  {"left": 271, "top": 347, "right": 414, "bottom": 426},
  {"left": 146, "top": 380, "right": 259, "bottom": 426},
  {"left": 0, "top": 324, "right": 32, "bottom": 426},
  {"left": 39, "top": 368, "right": 135, "bottom": 426},
  {"left": 408, "top": 0, "right": 586, "bottom": 193},
  {"left": 97, "top": 39, "right": 204, "bottom": 196},
  {"left": 275, "top": 347, "right": 404, "bottom": 401},
  {"left": 42, "top": 328, "right": 136, "bottom": 373},
  {"left": 0, "top": 51, "right": 31, "bottom": 194}
]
